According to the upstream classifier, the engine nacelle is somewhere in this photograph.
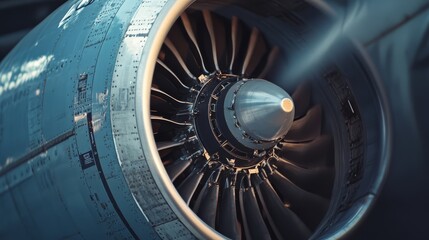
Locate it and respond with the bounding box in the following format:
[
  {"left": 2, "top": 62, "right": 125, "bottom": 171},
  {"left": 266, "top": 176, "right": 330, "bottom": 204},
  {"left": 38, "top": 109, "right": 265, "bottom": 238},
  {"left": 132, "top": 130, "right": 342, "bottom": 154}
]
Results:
[{"left": 4, "top": 0, "right": 426, "bottom": 239}]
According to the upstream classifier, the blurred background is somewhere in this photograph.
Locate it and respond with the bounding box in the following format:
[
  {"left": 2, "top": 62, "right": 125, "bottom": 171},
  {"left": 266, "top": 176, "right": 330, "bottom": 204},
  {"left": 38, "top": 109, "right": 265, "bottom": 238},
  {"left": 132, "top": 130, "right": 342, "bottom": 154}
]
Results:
[
  {"left": 0, "top": 0, "right": 66, "bottom": 60},
  {"left": 0, "top": 0, "right": 428, "bottom": 239}
]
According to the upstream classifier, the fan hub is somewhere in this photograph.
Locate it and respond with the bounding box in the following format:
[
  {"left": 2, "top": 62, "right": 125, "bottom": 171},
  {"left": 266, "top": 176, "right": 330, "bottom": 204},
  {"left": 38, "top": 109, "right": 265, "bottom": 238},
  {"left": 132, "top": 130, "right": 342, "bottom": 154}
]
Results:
[
  {"left": 222, "top": 79, "right": 295, "bottom": 150},
  {"left": 192, "top": 74, "right": 294, "bottom": 169},
  {"left": 193, "top": 74, "right": 260, "bottom": 168}
]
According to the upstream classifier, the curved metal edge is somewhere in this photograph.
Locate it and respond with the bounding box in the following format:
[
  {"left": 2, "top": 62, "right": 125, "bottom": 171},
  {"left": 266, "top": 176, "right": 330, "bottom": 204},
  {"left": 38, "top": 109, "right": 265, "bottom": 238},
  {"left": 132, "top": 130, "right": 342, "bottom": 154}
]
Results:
[
  {"left": 134, "top": 1, "right": 226, "bottom": 239},
  {"left": 306, "top": 1, "right": 393, "bottom": 239},
  {"left": 353, "top": 40, "right": 393, "bottom": 199},
  {"left": 331, "top": 38, "right": 393, "bottom": 240}
]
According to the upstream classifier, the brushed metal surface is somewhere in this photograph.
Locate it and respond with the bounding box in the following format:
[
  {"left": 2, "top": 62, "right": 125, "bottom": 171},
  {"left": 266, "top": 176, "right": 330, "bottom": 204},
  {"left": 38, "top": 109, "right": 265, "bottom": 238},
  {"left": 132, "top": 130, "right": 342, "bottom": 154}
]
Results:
[{"left": 223, "top": 79, "right": 295, "bottom": 143}]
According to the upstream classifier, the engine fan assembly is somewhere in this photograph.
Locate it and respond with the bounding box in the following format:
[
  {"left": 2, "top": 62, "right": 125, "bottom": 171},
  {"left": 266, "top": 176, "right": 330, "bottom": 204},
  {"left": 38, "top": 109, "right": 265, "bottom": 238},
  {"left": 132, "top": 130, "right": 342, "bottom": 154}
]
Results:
[
  {"left": 135, "top": 2, "right": 390, "bottom": 239},
  {"left": 0, "top": 0, "right": 391, "bottom": 239},
  {"left": 150, "top": 9, "right": 335, "bottom": 239}
]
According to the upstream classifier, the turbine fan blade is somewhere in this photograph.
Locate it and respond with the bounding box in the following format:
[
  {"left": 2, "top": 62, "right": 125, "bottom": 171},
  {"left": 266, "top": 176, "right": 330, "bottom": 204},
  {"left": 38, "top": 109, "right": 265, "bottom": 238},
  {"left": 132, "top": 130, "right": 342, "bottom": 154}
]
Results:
[
  {"left": 258, "top": 46, "right": 280, "bottom": 79},
  {"left": 229, "top": 16, "right": 242, "bottom": 72},
  {"left": 151, "top": 95, "right": 175, "bottom": 114},
  {"left": 156, "top": 59, "right": 191, "bottom": 90},
  {"left": 218, "top": 176, "right": 241, "bottom": 239},
  {"left": 156, "top": 140, "right": 186, "bottom": 151},
  {"left": 239, "top": 176, "right": 271, "bottom": 240},
  {"left": 280, "top": 135, "right": 333, "bottom": 168},
  {"left": 152, "top": 121, "right": 161, "bottom": 135},
  {"left": 180, "top": 12, "right": 209, "bottom": 73},
  {"left": 292, "top": 84, "right": 311, "bottom": 119},
  {"left": 202, "top": 10, "right": 227, "bottom": 71},
  {"left": 177, "top": 168, "right": 205, "bottom": 205},
  {"left": 151, "top": 87, "right": 192, "bottom": 106},
  {"left": 166, "top": 20, "right": 204, "bottom": 76},
  {"left": 164, "top": 37, "right": 196, "bottom": 80},
  {"left": 193, "top": 169, "right": 221, "bottom": 228},
  {"left": 203, "top": 10, "right": 220, "bottom": 71},
  {"left": 242, "top": 27, "right": 268, "bottom": 76},
  {"left": 151, "top": 119, "right": 185, "bottom": 142},
  {"left": 268, "top": 170, "right": 329, "bottom": 230},
  {"left": 151, "top": 116, "right": 192, "bottom": 127},
  {"left": 274, "top": 158, "right": 334, "bottom": 197},
  {"left": 165, "top": 158, "right": 192, "bottom": 182},
  {"left": 158, "top": 149, "right": 172, "bottom": 159},
  {"left": 252, "top": 174, "right": 311, "bottom": 240},
  {"left": 285, "top": 105, "right": 322, "bottom": 142}
]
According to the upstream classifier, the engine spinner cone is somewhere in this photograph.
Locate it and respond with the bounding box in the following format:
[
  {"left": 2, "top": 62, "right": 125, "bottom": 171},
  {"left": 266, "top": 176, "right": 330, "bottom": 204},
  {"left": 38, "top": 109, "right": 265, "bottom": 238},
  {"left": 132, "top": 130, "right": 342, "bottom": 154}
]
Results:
[{"left": 223, "top": 79, "right": 295, "bottom": 150}]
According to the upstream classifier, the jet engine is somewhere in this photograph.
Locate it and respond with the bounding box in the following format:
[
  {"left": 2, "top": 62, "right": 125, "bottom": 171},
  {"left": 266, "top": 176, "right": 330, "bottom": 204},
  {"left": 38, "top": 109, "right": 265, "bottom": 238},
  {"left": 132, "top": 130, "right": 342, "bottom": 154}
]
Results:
[{"left": 2, "top": 0, "right": 427, "bottom": 239}]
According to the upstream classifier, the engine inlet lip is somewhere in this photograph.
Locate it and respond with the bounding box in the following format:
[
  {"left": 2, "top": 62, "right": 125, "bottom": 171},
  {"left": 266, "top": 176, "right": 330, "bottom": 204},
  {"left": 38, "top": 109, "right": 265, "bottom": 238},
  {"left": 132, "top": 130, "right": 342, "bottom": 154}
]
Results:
[{"left": 135, "top": 1, "right": 226, "bottom": 240}]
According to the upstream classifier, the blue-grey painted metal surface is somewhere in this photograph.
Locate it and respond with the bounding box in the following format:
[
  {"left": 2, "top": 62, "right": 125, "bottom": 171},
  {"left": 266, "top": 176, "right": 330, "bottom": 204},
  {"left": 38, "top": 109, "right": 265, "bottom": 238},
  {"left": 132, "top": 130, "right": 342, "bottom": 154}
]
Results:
[
  {"left": 0, "top": 0, "right": 179, "bottom": 239},
  {"left": 0, "top": 0, "right": 428, "bottom": 239}
]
